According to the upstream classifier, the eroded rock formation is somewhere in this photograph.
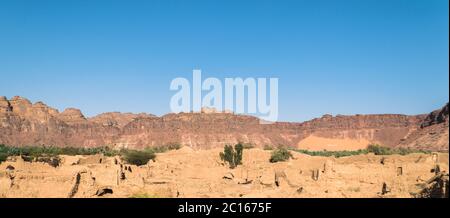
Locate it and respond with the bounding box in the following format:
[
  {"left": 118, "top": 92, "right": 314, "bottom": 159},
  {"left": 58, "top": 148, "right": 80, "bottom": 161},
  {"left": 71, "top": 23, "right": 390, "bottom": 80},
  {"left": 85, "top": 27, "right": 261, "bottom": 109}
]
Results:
[
  {"left": 0, "top": 96, "right": 447, "bottom": 151},
  {"left": 397, "top": 103, "right": 449, "bottom": 151}
]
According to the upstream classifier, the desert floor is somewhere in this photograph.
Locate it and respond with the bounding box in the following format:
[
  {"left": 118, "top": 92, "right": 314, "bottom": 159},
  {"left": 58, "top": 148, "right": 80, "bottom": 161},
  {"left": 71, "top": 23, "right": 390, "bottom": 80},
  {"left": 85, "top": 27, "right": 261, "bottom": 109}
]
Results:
[{"left": 0, "top": 147, "right": 448, "bottom": 198}]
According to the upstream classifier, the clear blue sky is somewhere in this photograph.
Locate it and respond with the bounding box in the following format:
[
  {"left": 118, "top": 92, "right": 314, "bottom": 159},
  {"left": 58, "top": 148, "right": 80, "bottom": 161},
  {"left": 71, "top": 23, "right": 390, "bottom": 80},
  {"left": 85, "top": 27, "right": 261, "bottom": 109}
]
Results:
[{"left": 0, "top": 0, "right": 448, "bottom": 122}]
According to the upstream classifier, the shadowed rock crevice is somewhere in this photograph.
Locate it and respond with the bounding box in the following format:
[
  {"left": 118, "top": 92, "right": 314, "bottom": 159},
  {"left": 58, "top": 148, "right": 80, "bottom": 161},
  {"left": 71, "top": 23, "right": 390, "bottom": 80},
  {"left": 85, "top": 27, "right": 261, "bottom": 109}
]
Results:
[{"left": 67, "top": 172, "right": 82, "bottom": 198}]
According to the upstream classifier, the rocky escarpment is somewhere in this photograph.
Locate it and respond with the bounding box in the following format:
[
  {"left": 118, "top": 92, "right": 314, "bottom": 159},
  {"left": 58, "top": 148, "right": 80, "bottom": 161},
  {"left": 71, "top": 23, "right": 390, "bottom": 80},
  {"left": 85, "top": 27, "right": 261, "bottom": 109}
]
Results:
[
  {"left": 115, "top": 113, "right": 425, "bottom": 150},
  {"left": 397, "top": 103, "right": 449, "bottom": 151},
  {"left": 421, "top": 103, "right": 449, "bottom": 128},
  {"left": 0, "top": 96, "right": 447, "bottom": 151},
  {"left": 0, "top": 96, "right": 12, "bottom": 113},
  {"left": 58, "top": 108, "right": 87, "bottom": 124},
  {"left": 89, "top": 112, "right": 154, "bottom": 128},
  {"left": 0, "top": 96, "right": 120, "bottom": 147}
]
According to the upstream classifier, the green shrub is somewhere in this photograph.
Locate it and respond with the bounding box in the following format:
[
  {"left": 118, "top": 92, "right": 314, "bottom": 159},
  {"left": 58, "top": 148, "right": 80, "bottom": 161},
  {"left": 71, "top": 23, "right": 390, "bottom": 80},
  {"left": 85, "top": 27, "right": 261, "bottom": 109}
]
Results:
[
  {"left": 397, "top": 147, "right": 414, "bottom": 155},
  {"left": 241, "top": 143, "right": 255, "bottom": 149},
  {"left": 219, "top": 144, "right": 244, "bottom": 169},
  {"left": 263, "top": 145, "right": 274, "bottom": 150},
  {"left": 121, "top": 150, "right": 155, "bottom": 166},
  {"left": 0, "top": 152, "right": 7, "bottom": 163},
  {"left": 290, "top": 144, "right": 430, "bottom": 158},
  {"left": 220, "top": 145, "right": 233, "bottom": 167},
  {"left": 144, "top": 143, "right": 181, "bottom": 153},
  {"left": 0, "top": 145, "right": 120, "bottom": 158},
  {"left": 235, "top": 143, "right": 243, "bottom": 165},
  {"left": 21, "top": 155, "right": 34, "bottom": 162},
  {"left": 0, "top": 144, "right": 181, "bottom": 166},
  {"left": 35, "top": 156, "right": 61, "bottom": 167},
  {"left": 367, "top": 144, "right": 393, "bottom": 155},
  {"left": 292, "top": 149, "right": 369, "bottom": 158},
  {"left": 366, "top": 144, "right": 430, "bottom": 155},
  {"left": 270, "top": 148, "right": 293, "bottom": 163}
]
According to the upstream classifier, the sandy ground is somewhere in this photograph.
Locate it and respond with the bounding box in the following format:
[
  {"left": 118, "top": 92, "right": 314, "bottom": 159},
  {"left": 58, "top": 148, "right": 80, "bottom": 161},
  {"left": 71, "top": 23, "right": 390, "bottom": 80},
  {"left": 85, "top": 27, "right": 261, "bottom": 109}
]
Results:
[
  {"left": 0, "top": 147, "right": 448, "bottom": 198},
  {"left": 297, "top": 135, "right": 371, "bottom": 151}
]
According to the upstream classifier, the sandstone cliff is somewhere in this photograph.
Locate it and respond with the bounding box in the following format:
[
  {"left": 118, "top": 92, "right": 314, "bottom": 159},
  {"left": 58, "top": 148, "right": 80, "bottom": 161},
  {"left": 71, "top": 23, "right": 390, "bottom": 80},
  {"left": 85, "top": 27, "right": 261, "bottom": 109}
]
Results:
[
  {"left": 397, "top": 103, "right": 449, "bottom": 151},
  {"left": 0, "top": 96, "right": 447, "bottom": 151},
  {"left": 89, "top": 112, "right": 155, "bottom": 128}
]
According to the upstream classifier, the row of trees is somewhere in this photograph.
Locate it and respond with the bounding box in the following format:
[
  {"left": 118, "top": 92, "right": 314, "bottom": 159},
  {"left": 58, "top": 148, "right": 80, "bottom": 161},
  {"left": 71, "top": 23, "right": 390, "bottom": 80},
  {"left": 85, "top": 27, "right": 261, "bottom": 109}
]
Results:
[
  {"left": 0, "top": 144, "right": 181, "bottom": 166},
  {"left": 218, "top": 143, "right": 432, "bottom": 168}
]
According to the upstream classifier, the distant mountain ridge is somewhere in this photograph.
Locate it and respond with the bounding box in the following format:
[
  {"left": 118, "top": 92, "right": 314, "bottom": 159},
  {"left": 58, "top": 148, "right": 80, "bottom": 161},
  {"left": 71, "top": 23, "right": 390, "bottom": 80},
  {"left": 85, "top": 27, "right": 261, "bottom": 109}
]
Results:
[{"left": 0, "top": 96, "right": 447, "bottom": 151}]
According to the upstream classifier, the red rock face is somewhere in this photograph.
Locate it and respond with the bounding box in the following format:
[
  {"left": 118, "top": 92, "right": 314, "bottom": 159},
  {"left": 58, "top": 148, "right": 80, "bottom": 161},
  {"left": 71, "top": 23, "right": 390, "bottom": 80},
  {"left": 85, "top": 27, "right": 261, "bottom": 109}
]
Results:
[
  {"left": 57, "top": 108, "right": 86, "bottom": 124},
  {"left": 397, "top": 103, "right": 449, "bottom": 151},
  {"left": 0, "top": 96, "right": 447, "bottom": 151},
  {"left": 420, "top": 103, "right": 449, "bottom": 128},
  {"left": 0, "top": 96, "right": 12, "bottom": 113},
  {"left": 89, "top": 112, "right": 154, "bottom": 128},
  {"left": 0, "top": 96, "right": 120, "bottom": 147}
]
